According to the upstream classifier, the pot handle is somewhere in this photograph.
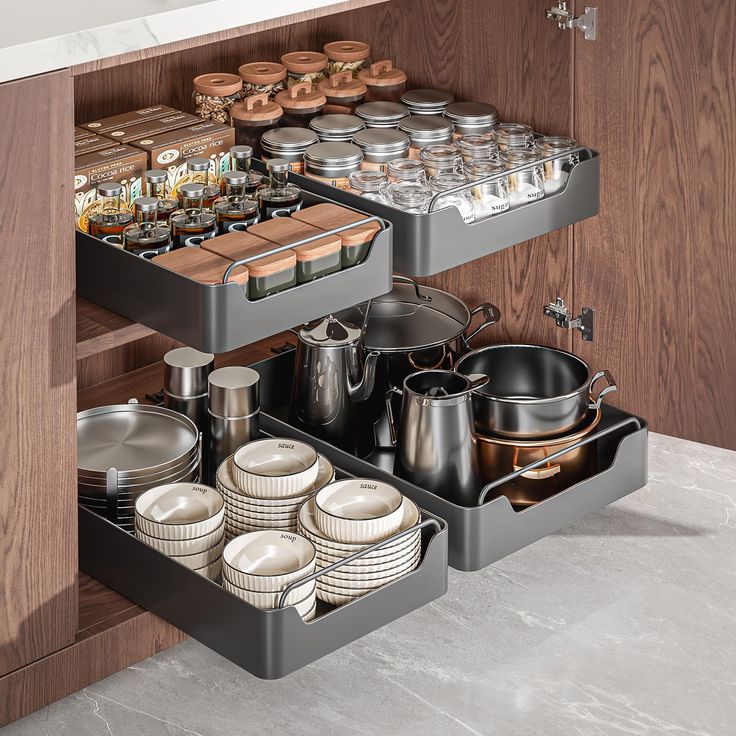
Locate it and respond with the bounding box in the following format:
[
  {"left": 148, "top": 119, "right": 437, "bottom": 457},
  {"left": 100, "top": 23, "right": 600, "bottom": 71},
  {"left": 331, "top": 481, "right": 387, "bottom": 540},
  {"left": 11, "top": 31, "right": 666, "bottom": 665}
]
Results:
[
  {"left": 462, "top": 303, "right": 502, "bottom": 348},
  {"left": 385, "top": 387, "right": 403, "bottom": 446},
  {"left": 588, "top": 370, "right": 617, "bottom": 409},
  {"left": 513, "top": 463, "right": 561, "bottom": 480},
  {"left": 466, "top": 373, "right": 490, "bottom": 392},
  {"left": 392, "top": 275, "right": 433, "bottom": 302}
]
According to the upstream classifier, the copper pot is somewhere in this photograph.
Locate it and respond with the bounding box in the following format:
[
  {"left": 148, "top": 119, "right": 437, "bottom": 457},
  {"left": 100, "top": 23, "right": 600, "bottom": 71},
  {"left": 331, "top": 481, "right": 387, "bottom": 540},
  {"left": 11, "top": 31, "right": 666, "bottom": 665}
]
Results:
[{"left": 477, "top": 410, "right": 601, "bottom": 507}]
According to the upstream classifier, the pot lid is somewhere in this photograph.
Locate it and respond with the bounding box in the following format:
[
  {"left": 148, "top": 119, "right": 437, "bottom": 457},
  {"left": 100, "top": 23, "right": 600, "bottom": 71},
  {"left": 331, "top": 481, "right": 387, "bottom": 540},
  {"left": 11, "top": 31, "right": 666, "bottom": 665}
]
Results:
[
  {"left": 400, "top": 88, "right": 456, "bottom": 109},
  {"left": 299, "top": 314, "right": 363, "bottom": 347},
  {"left": 352, "top": 128, "right": 410, "bottom": 153}
]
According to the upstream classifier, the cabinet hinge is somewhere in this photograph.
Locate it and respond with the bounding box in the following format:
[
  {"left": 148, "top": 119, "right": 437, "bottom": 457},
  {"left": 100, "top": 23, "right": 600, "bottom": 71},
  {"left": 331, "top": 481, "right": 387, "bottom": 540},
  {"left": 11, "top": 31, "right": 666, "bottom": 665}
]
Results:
[
  {"left": 543, "top": 297, "right": 595, "bottom": 341},
  {"left": 545, "top": 2, "right": 597, "bottom": 41}
]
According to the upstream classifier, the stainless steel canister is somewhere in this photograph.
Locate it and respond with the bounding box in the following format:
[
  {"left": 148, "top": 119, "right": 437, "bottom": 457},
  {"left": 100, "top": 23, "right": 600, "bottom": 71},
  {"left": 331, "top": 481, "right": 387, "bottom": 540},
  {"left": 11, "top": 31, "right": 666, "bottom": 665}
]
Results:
[
  {"left": 207, "top": 366, "right": 260, "bottom": 484},
  {"left": 163, "top": 347, "right": 215, "bottom": 435}
]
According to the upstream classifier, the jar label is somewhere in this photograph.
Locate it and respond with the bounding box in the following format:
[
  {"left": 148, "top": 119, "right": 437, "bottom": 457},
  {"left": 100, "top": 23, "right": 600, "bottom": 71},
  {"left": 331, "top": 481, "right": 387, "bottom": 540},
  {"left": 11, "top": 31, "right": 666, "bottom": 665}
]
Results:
[{"left": 305, "top": 172, "right": 352, "bottom": 190}]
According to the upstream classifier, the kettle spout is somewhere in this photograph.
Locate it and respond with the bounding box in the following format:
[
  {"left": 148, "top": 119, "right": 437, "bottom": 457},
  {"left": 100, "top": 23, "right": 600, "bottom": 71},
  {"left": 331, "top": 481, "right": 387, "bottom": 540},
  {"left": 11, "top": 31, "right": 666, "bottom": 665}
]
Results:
[{"left": 348, "top": 351, "right": 379, "bottom": 402}]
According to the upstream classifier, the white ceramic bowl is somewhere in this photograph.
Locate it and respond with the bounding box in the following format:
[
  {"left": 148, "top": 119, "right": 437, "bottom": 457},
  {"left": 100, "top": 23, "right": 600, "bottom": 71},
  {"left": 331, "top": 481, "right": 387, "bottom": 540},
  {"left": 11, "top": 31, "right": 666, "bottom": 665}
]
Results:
[
  {"left": 316, "top": 561, "right": 418, "bottom": 598},
  {"left": 314, "top": 479, "right": 404, "bottom": 544},
  {"left": 223, "top": 580, "right": 316, "bottom": 618},
  {"left": 223, "top": 530, "right": 316, "bottom": 591},
  {"left": 225, "top": 516, "right": 298, "bottom": 534},
  {"left": 224, "top": 502, "right": 301, "bottom": 522},
  {"left": 170, "top": 538, "right": 224, "bottom": 570},
  {"left": 232, "top": 439, "right": 319, "bottom": 499},
  {"left": 222, "top": 577, "right": 315, "bottom": 608},
  {"left": 320, "top": 550, "right": 421, "bottom": 585},
  {"left": 135, "top": 483, "right": 225, "bottom": 540},
  {"left": 315, "top": 538, "right": 420, "bottom": 571},
  {"left": 194, "top": 555, "right": 223, "bottom": 581},
  {"left": 222, "top": 489, "right": 308, "bottom": 516},
  {"left": 136, "top": 521, "right": 224, "bottom": 555}
]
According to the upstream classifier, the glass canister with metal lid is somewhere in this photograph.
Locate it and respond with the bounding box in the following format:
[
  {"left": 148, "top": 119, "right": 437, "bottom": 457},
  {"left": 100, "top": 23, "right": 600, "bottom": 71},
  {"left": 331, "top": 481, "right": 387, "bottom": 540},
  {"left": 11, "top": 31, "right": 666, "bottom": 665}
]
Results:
[
  {"left": 192, "top": 73, "right": 244, "bottom": 125},
  {"left": 261, "top": 127, "right": 319, "bottom": 174},
  {"left": 457, "top": 134, "right": 499, "bottom": 164},
  {"left": 230, "top": 94, "right": 283, "bottom": 157},
  {"left": 500, "top": 149, "right": 545, "bottom": 208},
  {"left": 466, "top": 160, "right": 510, "bottom": 220},
  {"left": 352, "top": 128, "right": 410, "bottom": 172},
  {"left": 358, "top": 60, "right": 408, "bottom": 103},
  {"left": 274, "top": 81, "right": 327, "bottom": 128},
  {"left": 398, "top": 115, "right": 455, "bottom": 159},
  {"left": 238, "top": 62, "right": 287, "bottom": 102},
  {"left": 304, "top": 142, "right": 364, "bottom": 190},
  {"left": 228, "top": 145, "right": 263, "bottom": 196},
  {"left": 387, "top": 157, "right": 427, "bottom": 184},
  {"left": 444, "top": 101, "right": 500, "bottom": 140},
  {"left": 495, "top": 122, "right": 535, "bottom": 153},
  {"left": 387, "top": 181, "right": 433, "bottom": 214},
  {"left": 419, "top": 143, "right": 463, "bottom": 178},
  {"left": 349, "top": 170, "right": 390, "bottom": 204},
  {"left": 400, "top": 88, "right": 455, "bottom": 116},
  {"left": 213, "top": 171, "right": 259, "bottom": 234},
  {"left": 281, "top": 51, "right": 329, "bottom": 86},
  {"left": 536, "top": 135, "right": 579, "bottom": 193},
  {"left": 428, "top": 172, "right": 475, "bottom": 224},
  {"left": 309, "top": 113, "right": 365, "bottom": 142},
  {"left": 323, "top": 41, "right": 371, "bottom": 77},
  {"left": 317, "top": 71, "right": 367, "bottom": 114},
  {"left": 355, "top": 101, "right": 410, "bottom": 129}
]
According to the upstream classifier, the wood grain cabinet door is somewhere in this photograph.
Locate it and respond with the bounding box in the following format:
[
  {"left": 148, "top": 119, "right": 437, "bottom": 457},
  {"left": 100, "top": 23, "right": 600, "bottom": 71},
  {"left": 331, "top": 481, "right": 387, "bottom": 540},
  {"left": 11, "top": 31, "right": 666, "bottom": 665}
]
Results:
[{"left": 0, "top": 70, "right": 77, "bottom": 675}]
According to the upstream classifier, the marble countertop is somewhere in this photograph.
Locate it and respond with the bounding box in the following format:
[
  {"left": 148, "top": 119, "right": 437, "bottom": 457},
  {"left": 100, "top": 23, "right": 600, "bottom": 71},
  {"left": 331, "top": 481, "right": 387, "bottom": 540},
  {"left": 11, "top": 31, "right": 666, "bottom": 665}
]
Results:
[
  {"left": 0, "top": 0, "right": 370, "bottom": 84},
  {"left": 5, "top": 432, "right": 736, "bottom": 735}
]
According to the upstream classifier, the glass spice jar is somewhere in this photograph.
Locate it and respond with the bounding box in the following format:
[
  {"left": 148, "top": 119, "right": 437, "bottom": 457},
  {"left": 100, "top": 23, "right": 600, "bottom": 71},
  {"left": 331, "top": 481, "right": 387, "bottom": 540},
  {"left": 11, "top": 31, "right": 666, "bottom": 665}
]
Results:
[
  {"left": 238, "top": 62, "right": 287, "bottom": 102},
  {"left": 456, "top": 134, "right": 499, "bottom": 164},
  {"left": 178, "top": 158, "right": 220, "bottom": 210},
  {"left": 400, "top": 88, "right": 455, "bottom": 116},
  {"left": 353, "top": 129, "right": 411, "bottom": 172},
  {"left": 387, "top": 181, "right": 433, "bottom": 214},
  {"left": 387, "top": 157, "right": 427, "bottom": 184},
  {"left": 274, "top": 82, "right": 327, "bottom": 129},
  {"left": 230, "top": 94, "right": 283, "bottom": 158},
  {"left": 317, "top": 72, "right": 367, "bottom": 115},
  {"left": 355, "top": 101, "right": 410, "bottom": 129},
  {"left": 500, "top": 150, "right": 545, "bottom": 208},
  {"left": 358, "top": 60, "right": 408, "bottom": 103},
  {"left": 466, "top": 160, "right": 510, "bottom": 220},
  {"left": 192, "top": 73, "right": 244, "bottom": 125},
  {"left": 398, "top": 115, "right": 455, "bottom": 159},
  {"left": 122, "top": 197, "right": 172, "bottom": 258},
  {"left": 323, "top": 41, "right": 371, "bottom": 77},
  {"left": 536, "top": 135, "right": 579, "bottom": 194},
  {"left": 144, "top": 169, "right": 178, "bottom": 222},
  {"left": 495, "top": 123, "right": 535, "bottom": 153},
  {"left": 349, "top": 170, "right": 390, "bottom": 204},
  {"left": 304, "top": 142, "right": 364, "bottom": 190},
  {"left": 281, "top": 51, "right": 329, "bottom": 87},
  {"left": 428, "top": 172, "right": 474, "bottom": 223},
  {"left": 261, "top": 127, "right": 319, "bottom": 174},
  {"left": 88, "top": 182, "right": 134, "bottom": 239},
  {"left": 309, "top": 113, "right": 365, "bottom": 142},
  {"left": 419, "top": 143, "right": 463, "bottom": 178},
  {"left": 213, "top": 171, "right": 259, "bottom": 234},
  {"left": 443, "top": 102, "right": 500, "bottom": 140},
  {"left": 228, "top": 145, "right": 263, "bottom": 196}
]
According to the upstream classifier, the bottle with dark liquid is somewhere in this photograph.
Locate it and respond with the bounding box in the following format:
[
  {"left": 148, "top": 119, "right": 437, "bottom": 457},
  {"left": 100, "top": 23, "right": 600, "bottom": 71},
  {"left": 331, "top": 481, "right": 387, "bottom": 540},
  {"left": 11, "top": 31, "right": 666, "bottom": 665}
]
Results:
[
  {"left": 144, "top": 170, "right": 178, "bottom": 222},
  {"left": 180, "top": 158, "right": 220, "bottom": 210},
  {"left": 122, "top": 197, "right": 173, "bottom": 258},
  {"left": 88, "top": 182, "right": 133, "bottom": 239},
  {"left": 213, "top": 171, "right": 259, "bottom": 234},
  {"left": 169, "top": 183, "right": 217, "bottom": 248},
  {"left": 257, "top": 158, "right": 303, "bottom": 220},
  {"left": 228, "top": 145, "right": 262, "bottom": 196}
]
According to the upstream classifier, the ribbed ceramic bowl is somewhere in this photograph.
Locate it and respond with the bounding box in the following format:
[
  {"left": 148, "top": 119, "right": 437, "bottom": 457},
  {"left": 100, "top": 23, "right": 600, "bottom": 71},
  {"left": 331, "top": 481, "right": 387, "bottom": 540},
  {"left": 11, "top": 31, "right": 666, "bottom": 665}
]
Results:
[
  {"left": 134, "top": 483, "right": 225, "bottom": 540},
  {"left": 136, "top": 522, "right": 224, "bottom": 556},
  {"left": 171, "top": 538, "right": 224, "bottom": 570},
  {"left": 225, "top": 516, "right": 298, "bottom": 534},
  {"left": 221, "top": 488, "right": 309, "bottom": 515},
  {"left": 225, "top": 504, "right": 299, "bottom": 523},
  {"left": 223, "top": 582, "right": 316, "bottom": 619},
  {"left": 194, "top": 555, "right": 223, "bottom": 581},
  {"left": 233, "top": 439, "right": 319, "bottom": 499},
  {"left": 315, "top": 537, "right": 420, "bottom": 570},
  {"left": 223, "top": 530, "right": 316, "bottom": 591},
  {"left": 316, "top": 588, "right": 364, "bottom": 607},
  {"left": 222, "top": 577, "right": 315, "bottom": 609},
  {"left": 315, "top": 479, "right": 404, "bottom": 544},
  {"left": 320, "top": 550, "right": 421, "bottom": 585},
  {"left": 316, "top": 559, "right": 419, "bottom": 600}
]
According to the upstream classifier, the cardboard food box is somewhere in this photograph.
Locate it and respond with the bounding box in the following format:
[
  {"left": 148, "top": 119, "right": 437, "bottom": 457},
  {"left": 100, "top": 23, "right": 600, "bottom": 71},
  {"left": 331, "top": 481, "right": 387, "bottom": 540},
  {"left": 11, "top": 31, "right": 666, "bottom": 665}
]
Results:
[
  {"left": 74, "top": 126, "right": 93, "bottom": 140},
  {"left": 74, "top": 134, "right": 115, "bottom": 157},
  {"left": 78, "top": 105, "right": 180, "bottom": 135},
  {"left": 74, "top": 145, "right": 147, "bottom": 232},
  {"left": 127, "top": 120, "right": 235, "bottom": 196},
  {"left": 101, "top": 111, "right": 202, "bottom": 144}
]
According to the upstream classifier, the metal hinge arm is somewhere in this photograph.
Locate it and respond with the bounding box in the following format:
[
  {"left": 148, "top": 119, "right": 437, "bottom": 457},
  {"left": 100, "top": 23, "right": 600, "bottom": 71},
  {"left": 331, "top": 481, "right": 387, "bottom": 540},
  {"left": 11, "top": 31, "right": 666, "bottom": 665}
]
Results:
[
  {"left": 545, "top": 2, "right": 597, "bottom": 41},
  {"left": 543, "top": 297, "right": 595, "bottom": 341}
]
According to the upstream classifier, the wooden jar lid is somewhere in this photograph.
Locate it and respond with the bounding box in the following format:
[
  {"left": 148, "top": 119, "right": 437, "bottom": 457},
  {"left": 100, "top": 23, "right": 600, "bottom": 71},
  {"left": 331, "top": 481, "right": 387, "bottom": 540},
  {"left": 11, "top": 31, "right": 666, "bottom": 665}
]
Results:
[
  {"left": 317, "top": 71, "right": 367, "bottom": 98},
  {"left": 193, "top": 73, "right": 243, "bottom": 96},
  {"left": 152, "top": 248, "right": 249, "bottom": 286},
  {"left": 292, "top": 203, "right": 379, "bottom": 247},
  {"left": 323, "top": 41, "right": 371, "bottom": 62},
  {"left": 281, "top": 51, "right": 328, "bottom": 74},
  {"left": 249, "top": 217, "right": 341, "bottom": 261},
  {"left": 357, "top": 60, "right": 408, "bottom": 87},
  {"left": 274, "top": 82, "right": 327, "bottom": 110},
  {"left": 238, "top": 62, "right": 287, "bottom": 85},
  {"left": 202, "top": 231, "right": 296, "bottom": 278},
  {"left": 230, "top": 94, "right": 283, "bottom": 122}
]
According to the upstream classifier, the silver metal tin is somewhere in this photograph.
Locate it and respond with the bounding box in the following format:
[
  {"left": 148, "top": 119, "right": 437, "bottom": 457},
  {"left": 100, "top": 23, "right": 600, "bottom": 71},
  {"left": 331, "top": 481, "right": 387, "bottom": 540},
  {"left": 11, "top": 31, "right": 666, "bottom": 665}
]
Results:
[
  {"left": 164, "top": 347, "right": 215, "bottom": 398},
  {"left": 400, "top": 88, "right": 455, "bottom": 115},
  {"left": 261, "top": 127, "right": 319, "bottom": 155},
  {"left": 304, "top": 142, "right": 364, "bottom": 178},
  {"left": 208, "top": 366, "right": 260, "bottom": 419},
  {"left": 352, "top": 129, "right": 410, "bottom": 163},
  {"left": 355, "top": 101, "right": 410, "bottom": 128},
  {"left": 308, "top": 114, "right": 365, "bottom": 141},
  {"left": 398, "top": 115, "right": 455, "bottom": 146}
]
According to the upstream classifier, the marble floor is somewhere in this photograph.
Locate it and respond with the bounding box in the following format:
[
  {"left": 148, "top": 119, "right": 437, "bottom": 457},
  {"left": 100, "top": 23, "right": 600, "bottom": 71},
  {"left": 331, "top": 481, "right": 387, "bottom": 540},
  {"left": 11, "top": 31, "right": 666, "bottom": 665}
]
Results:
[{"left": 3, "top": 432, "right": 735, "bottom": 736}]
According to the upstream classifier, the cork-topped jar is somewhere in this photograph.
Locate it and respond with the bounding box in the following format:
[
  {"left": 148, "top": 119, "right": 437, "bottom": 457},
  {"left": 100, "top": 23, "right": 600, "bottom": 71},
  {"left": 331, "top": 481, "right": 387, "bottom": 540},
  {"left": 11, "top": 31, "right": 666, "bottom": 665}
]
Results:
[
  {"left": 274, "top": 82, "right": 327, "bottom": 128},
  {"left": 152, "top": 247, "right": 249, "bottom": 292},
  {"left": 317, "top": 72, "right": 367, "bottom": 114},
  {"left": 281, "top": 51, "right": 329, "bottom": 86},
  {"left": 238, "top": 62, "right": 287, "bottom": 101},
  {"left": 261, "top": 127, "right": 319, "bottom": 174},
  {"left": 358, "top": 60, "right": 408, "bottom": 103},
  {"left": 323, "top": 41, "right": 371, "bottom": 77},
  {"left": 230, "top": 94, "right": 283, "bottom": 157},
  {"left": 352, "top": 128, "right": 410, "bottom": 171},
  {"left": 192, "top": 73, "right": 244, "bottom": 125}
]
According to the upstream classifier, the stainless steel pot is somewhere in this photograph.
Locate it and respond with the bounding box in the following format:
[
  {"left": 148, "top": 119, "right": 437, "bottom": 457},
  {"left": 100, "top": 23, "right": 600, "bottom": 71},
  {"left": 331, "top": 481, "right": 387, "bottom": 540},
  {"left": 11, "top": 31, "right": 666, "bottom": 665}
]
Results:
[{"left": 455, "top": 344, "right": 617, "bottom": 438}]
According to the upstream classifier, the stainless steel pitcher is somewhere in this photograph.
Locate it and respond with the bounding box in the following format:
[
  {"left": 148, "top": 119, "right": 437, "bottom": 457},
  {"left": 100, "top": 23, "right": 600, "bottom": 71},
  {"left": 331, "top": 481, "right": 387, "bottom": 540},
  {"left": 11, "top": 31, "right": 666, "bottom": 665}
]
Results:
[{"left": 387, "top": 369, "right": 489, "bottom": 506}]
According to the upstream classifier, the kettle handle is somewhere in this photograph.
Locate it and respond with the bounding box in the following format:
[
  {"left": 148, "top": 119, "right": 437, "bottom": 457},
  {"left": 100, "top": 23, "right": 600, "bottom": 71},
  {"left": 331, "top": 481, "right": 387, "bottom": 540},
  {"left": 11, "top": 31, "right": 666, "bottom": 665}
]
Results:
[{"left": 385, "top": 387, "right": 403, "bottom": 446}]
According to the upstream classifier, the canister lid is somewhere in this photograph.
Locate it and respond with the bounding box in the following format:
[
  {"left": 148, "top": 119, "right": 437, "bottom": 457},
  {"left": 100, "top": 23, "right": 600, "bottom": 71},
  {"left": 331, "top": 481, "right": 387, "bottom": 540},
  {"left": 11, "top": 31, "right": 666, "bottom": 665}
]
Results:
[
  {"left": 317, "top": 71, "right": 367, "bottom": 98},
  {"left": 444, "top": 101, "right": 500, "bottom": 126},
  {"left": 266, "top": 158, "right": 290, "bottom": 173},
  {"left": 229, "top": 145, "right": 253, "bottom": 160},
  {"left": 231, "top": 94, "right": 283, "bottom": 122},
  {"left": 238, "top": 62, "right": 287, "bottom": 85},
  {"left": 281, "top": 51, "right": 329, "bottom": 74},
  {"left": 208, "top": 366, "right": 260, "bottom": 418},
  {"left": 494, "top": 122, "right": 534, "bottom": 145},
  {"left": 193, "top": 73, "right": 243, "bottom": 96},
  {"left": 274, "top": 82, "right": 327, "bottom": 110},
  {"left": 221, "top": 170, "right": 249, "bottom": 186},
  {"left": 304, "top": 142, "right": 364, "bottom": 167},
  {"left": 293, "top": 236, "right": 342, "bottom": 262},
  {"left": 261, "top": 127, "right": 319, "bottom": 152},
  {"left": 536, "top": 135, "right": 577, "bottom": 153},
  {"left": 398, "top": 115, "right": 454, "bottom": 141},
  {"left": 145, "top": 169, "right": 167, "bottom": 184},
  {"left": 419, "top": 143, "right": 462, "bottom": 164},
  {"left": 352, "top": 128, "right": 410, "bottom": 154},
  {"left": 309, "top": 113, "right": 365, "bottom": 137},
  {"left": 357, "top": 60, "right": 407, "bottom": 87},
  {"left": 355, "top": 101, "right": 410, "bottom": 124},
  {"left": 323, "top": 41, "right": 371, "bottom": 62},
  {"left": 164, "top": 347, "right": 215, "bottom": 398},
  {"left": 180, "top": 182, "right": 206, "bottom": 198},
  {"left": 299, "top": 314, "right": 363, "bottom": 347},
  {"left": 187, "top": 157, "right": 210, "bottom": 172},
  {"left": 96, "top": 181, "right": 123, "bottom": 197},
  {"left": 400, "top": 88, "right": 455, "bottom": 109},
  {"left": 133, "top": 196, "right": 160, "bottom": 213}
]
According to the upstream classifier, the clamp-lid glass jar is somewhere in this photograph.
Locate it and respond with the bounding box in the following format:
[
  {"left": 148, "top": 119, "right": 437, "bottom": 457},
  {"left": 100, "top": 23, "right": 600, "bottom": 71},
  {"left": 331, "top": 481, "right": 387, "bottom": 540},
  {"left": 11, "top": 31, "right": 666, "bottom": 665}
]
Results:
[
  {"left": 457, "top": 134, "right": 499, "bottom": 163},
  {"left": 466, "top": 160, "right": 510, "bottom": 220},
  {"left": 355, "top": 101, "right": 410, "bottom": 129},
  {"left": 387, "top": 181, "right": 433, "bottom": 214},
  {"left": 398, "top": 115, "right": 455, "bottom": 158},
  {"left": 274, "top": 82, "right": 327, "bottom": 128},
  {"left": 323, "top": 41, "right": 371, "bottom": 77},
  {"left": 309, "top": 113, "right": 365, "bottom": 142},
  {"left": 500, "top": 149, "right": 545, "bottom": 207},
  {"left": 495, "top": 123, "right": 535, "bottom": 153},
  {"left": 387, "top": 157, "right": 427, "bottom": 184},
  {"left": 353, "top": 129, "right": 411, "bottom": 172},
  {"left": 304, "top": 142, "right": 364, "bottom": 190},
  {"left": 444, "top": 101, "right": 500, "bottom": 139},
  {"left": 238, "top": 62, "right": 287, "bottom": 102},
  {"left": 281, "top": 51, "right": 329, "bottom": 86},
  {"left": 349, "top": 169, "right": 390, "bottom": 204},
  {"left": 192, "top": 73, "right": 244, "bottom": 125},
  {"left": 536, "top": 135, "right": 578, "bottom": 193},
  {"left": 419, "top": 143, "right": 463, "bottom": 178},
  {"left": 358, "top": 60, "right": 408, "bottom": 103},
  {"left": 317, "top": 71, "right": 367, "bottom": 115},
  {"left": 230, "top": 94, "right": 283, "bottom": 157},
  {"left": 261, "top": 127, "right": 319, "bottom": 174},
  {"left": 429, "top": 172, "right": 474, "bottom": 223},
  {"left": 400, "top": 88, "right": 455, "bottom": 116}
]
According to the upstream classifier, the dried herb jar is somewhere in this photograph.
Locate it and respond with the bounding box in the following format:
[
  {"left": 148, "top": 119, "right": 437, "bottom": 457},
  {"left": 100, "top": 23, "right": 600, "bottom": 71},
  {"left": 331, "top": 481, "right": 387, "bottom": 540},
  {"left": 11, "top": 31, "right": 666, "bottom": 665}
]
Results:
[
  {"left": 429, "top": 172, "right": 474, "bottom": 223},
  {"left": 500, "top": 150, "right": 545, "bottom": 208},
  {"left": 309, "top": 113, "right": 365, "bottom": 142},
  {"left": 495, "top": 123, "right": 535, "bottom": 153},
  {"left": 536, "top": 135, "right": 579, "bottom": 194},
  {"left": 419, "top": 143, "right": 463, "bottom": 178},
  {"left": 444, "top": 102, "right": 500, "bottom": 140},
  {"left": 398, "top": 115, "right": 455, "bottom": 159},
  {"left": 466, "top": 160, "right": 510, "bottom": 220},
  {"left": 400, "top": 88, "right": 455, "bottom": 116},
  {"left": 323, "top": 41, "right": 371, "bottom": 77},
  {"left": 238, "top": 62, "right": 287, "bottom": 102},
  {"left": 304, "top": 142, "right": 364, "bottom": 190},
  {"left": 353, "top": 129, "right": 411, "bottom": 172},
  {"left": 355, "top": 101, "right": 410, "bottom": 129},
  {"left": 230, "top": 94, "right": 283, "bottom": 157},
  {"left": 387, "top": 157, "right": 427, "bottom": 184},
  {"left": 261, "top": 127, "right": 319, "bottom": 174},
  {"left": 274, "top": 82, "right": 327, "bottom": 128},
  {"left": 281, "top": 51, "right": 329, "bottom": 86},
  {"left": 358, "top": 60, "right": 408, "bottom": 103},
  {"left": 317, "top": 72, "right": 367, "bottom": 115},
  {"left": 457, "top": 134, "right": 499, "bottom": 164},
  {"left": 192, "top": 73, "right": 244, "bottom": 125}
]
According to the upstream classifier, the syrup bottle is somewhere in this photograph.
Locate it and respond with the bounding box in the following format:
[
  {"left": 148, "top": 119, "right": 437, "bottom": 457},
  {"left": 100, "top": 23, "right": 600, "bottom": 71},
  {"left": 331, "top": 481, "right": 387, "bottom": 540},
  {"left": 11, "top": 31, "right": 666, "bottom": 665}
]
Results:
[
  {"left": 87, "top": 182, "right": 133, "bottom": 239},
  {"left": 169, "top": 183, "right": 217, "bottom": 248},
  {"left": 144, "top": 169, "right": 178, "bottom": 222},
  {"left": 213, "top": 171, "right": 259, "bottom": 234},
  {"left": 228, "top": 145, "right": 262, "bottom": 196},
  {"left": 257, "top": 158, "right": 303, "bottom": 220},
  {"left": 122, "top": 197, "right": 173, "bottom": 258},
  {"left": 180, "top": 157, "right": 220, "bottom": 210}
]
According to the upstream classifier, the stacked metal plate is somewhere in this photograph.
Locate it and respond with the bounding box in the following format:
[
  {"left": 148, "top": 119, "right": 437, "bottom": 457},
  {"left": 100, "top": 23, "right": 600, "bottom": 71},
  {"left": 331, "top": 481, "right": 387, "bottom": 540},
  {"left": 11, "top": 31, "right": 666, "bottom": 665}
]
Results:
[{"left": 77, "top": 404, "right": 201, "bottom": 532}]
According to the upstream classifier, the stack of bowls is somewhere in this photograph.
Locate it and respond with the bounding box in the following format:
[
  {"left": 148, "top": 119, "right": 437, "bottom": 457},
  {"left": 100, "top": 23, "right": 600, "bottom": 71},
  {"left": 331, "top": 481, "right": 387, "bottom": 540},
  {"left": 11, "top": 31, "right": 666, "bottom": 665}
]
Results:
[
  {"left": 77, "top": 405, "right": 200, "bottom": 532},
  {"left": 297, "top": 479, "right": 422, "bottom": 606},
  {"left": 134, "top": 482, "right": 225, "bottom": 580},
  {"left": 219, "top": 438, "right": 333, "bottom": 539},
  {"left": 222, "top": 530, "right": 317, "bottom": 620}
]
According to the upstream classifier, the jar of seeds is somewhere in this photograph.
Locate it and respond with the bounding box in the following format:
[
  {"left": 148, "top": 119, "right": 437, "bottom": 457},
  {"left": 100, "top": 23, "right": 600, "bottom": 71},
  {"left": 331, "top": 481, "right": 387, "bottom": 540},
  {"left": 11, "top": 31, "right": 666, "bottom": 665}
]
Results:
[
  {"left": 323, "top": 41, "right": 371, "bottom": 77},
  {"left": 281, "top": 51, "right": 329, "bottom": 86},
  {"left": 192, "top": 73, "right": 244, "bottom": 125},
  {"left": 238, "top": 62, "right": 287, "bottom": 101}
]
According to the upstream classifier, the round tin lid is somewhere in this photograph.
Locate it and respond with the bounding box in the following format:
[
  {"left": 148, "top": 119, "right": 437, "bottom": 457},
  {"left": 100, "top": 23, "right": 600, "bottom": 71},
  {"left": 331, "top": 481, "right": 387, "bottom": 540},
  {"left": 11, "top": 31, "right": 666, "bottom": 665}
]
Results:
[
  {"left": 221, "top": 170, "right": 249, "bottom": 186},
  {"left": 358, "top": 60, "right": 407, "bottom": 87},
  {"left": 144, "top": 169, "right": 167, "bottom": 184},
  {"left": 133, "top": 196, "right": 159, "bottom": 213},
  {"left": 304, "top": 141, "right": 364, "bottom": 166},
  {"left": 261, "top": 127, "right": 320, "bottom": 151},
  {"left": 355, "top": 101, "right": 410, "bottom": 123},
  {"left": 444, "top": 101, "right": 500, "bottom": 126},
  {"left": 229, "top": 145, "right": 253, "bottom": 160},
  {"left": 274, "top": 81, "right": 327, "bottom": 110},
  {"left": 230, "top": 94, "right": 283, "bottom": 122},
  {"left": 281, "top": 51, "right": 329, "bottom": 74},
  {"left": 317, "top": 71, "right": 367, "bottom": 98},
  {"left": 299, "top": 314, "right": 363, "bottom": 347},
  {"left": 193, "top": 72, "right": 243, "bottom": 96},
  {"left": 164, "top": 346, "right": 214, "bottom": 397},
  {"left": 398, "top": 114, "right": 454, "bottom": 140},
  {"left": 352, "top": 128, "right": 410, "bottom": 153},
  {"left": 323, "top": 40, "right": 371, "bottom": 62},
  {"left": 238, "top": 61, "right": 287, "bottom": 85},
  {"left": 96, "top": 181, "right": 123, "bottom": 197},
  {"left": 400, "top": 88, "right": 456, "bottom": 109},
  {"left": 309, "top": 113, "right": 365, "bottom": 136},
  {"left": 187, "top": 157, "right": 210, "bottom": 172}
]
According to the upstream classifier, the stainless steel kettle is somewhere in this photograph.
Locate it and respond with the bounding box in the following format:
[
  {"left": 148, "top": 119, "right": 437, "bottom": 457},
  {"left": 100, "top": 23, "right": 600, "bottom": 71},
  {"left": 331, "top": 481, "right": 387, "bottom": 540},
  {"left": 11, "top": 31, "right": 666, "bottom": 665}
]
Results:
[{"left": 290, "top": 314, "right": 379, "bottom": 453}]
